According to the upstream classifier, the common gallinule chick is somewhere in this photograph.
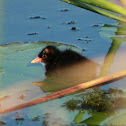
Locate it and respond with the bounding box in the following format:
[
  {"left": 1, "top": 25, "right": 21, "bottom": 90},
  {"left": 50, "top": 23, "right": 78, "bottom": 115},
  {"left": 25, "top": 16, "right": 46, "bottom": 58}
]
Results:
[
  {"left": 31, "top": 45, "right": 99, "bottom": 91},
  {"left": 31, "top": 45, "right": 89, "bottom": 73}
]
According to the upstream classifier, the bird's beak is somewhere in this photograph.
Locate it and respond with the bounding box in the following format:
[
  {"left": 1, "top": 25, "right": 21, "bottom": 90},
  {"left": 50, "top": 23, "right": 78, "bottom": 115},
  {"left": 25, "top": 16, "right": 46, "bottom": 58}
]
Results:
[{"left": 31, "top": 57, "right": 42, "bottom": 63}]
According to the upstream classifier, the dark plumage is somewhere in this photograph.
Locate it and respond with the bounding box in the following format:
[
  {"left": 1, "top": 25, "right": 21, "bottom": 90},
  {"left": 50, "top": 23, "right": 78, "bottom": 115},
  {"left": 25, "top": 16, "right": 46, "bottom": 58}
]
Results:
[
  {"left": 31, "top": 45, "right": 89, "bottom": 73},
  {"left": 31, "top": 45, "right": 99, "bottom": 92}
]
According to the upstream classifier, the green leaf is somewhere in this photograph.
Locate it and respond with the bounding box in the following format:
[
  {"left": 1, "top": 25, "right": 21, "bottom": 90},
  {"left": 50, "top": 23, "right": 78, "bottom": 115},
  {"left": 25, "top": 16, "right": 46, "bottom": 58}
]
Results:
[
  {"left": 0, "top": 41, "right": 82, "bottom": 87},
  {"left": 81, "top": 112, "right": 113, "bottom": 125},
  {"left": 78, "top": 0, "right": 126, "bottom": 16},
  {"left": 61, "top": 0, "right": 126, "bottom": 23},
  {"left": 74, "top": 110, "right": 86, "bottom": 123}
]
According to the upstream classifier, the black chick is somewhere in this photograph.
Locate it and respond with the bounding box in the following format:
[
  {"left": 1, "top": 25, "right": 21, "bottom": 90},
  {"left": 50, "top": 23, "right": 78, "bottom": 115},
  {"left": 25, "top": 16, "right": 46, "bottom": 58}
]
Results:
[
  {"left": 31, "top": 45, "right": 89, "bottom": 73},
  {"left": 31, "top": 45, "right": 99, "bottom": 92}
]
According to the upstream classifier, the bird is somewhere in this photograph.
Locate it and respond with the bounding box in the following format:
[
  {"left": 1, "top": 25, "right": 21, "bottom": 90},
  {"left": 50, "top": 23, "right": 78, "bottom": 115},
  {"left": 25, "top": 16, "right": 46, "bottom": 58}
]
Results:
[
  {"left": 31, "top": 45, "right": 99, "bottom": 92},
  {"left": 31, "top": 45, "right": 90, "bottom": 73}
]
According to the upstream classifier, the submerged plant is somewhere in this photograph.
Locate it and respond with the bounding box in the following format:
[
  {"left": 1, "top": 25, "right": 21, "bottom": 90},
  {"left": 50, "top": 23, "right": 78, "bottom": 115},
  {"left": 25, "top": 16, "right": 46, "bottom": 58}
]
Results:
[
  {"left": 64, "top": 99, "right": 82, "bottom": 111},
  {"left": 64, "top": 88, "right": 125, "bottom": 112},
  {"left": 64, "top": 88, "right": 126, "bottom": 125}
]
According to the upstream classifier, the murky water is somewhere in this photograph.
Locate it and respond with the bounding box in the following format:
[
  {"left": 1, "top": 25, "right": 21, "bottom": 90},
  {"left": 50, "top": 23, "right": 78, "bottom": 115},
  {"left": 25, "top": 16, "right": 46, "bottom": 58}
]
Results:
[{"left": 0, "top": 0, "right": 126, "bottom": 125}]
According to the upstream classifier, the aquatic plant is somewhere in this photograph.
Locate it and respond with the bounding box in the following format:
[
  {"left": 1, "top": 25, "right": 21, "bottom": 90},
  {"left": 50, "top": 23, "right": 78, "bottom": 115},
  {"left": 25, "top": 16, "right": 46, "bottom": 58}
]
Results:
[
  {"left": 81, "top": 88, "right": 125, "bottom": 112},
  {"left": 64, "top": 99, "right": 82, "bottom": 111},
  {"left": 65, "top": 88, "right": 125, "bottom": 112},
  {"left": 61, "top": 1, "right": 126, "bottom": 77},
  {"left": 64, "top": 88, "right": 126, "bottom": 125},
  {"left": 61, "top": 0, "right": 126, "bottom": 23}
]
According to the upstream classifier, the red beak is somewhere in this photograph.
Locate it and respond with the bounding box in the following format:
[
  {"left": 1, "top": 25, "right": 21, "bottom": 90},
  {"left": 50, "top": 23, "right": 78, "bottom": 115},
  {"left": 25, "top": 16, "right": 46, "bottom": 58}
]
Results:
[{"left": 31, "top": 57, "right": 42, "bottom": 63}]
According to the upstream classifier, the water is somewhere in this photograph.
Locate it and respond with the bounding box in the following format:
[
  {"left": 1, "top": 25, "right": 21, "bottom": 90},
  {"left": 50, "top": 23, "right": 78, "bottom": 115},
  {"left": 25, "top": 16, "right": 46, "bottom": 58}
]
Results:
[{"left": 0, "top": 0, "right": 126, "bottom": 125}]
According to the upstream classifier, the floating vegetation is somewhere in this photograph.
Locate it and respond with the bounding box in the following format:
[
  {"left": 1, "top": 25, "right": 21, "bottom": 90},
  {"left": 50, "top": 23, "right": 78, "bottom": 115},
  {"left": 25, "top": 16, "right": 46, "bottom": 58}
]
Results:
[
  {"left": 60, "top": 8, "right": 70, "bottom": 12},
  {"left": 42, "top": 113, "right": 51, "bottom": 125},
  {"left": 29, "top": 16, "right": 41, "bottom": 19},
  {"left": 0, "top": 41, "right": 83, "bottom": 56},
  {"left": 73, "top": 110, "right": 86, "bottom": 124},
  {"left": 41, "top": 17, "right": 47, "bottom": 19},
  {"left": 64, "top": 88, "right": 125, "bottom": 112},
  {"left": 63, "top": 88, "right": 126, "bottom": 125},
  {"left": 64, "top": 99, "right": 82, "bottom": 111},
  {"left": 43, "top": 113, "right": 50, "bottom": 119},
  {"left": 47, "top": 25, "right": 51, "bottom": 29},
  {"left": 82, "top": 48, "right": 86, "bottom": 51},
  {"left": 78, "top": 38, "right": 92, "bottom": 42},
  {"left": 83, "top": 39, "right": 92, "bottom": 43},
  {"left": 18, "top": 94, "right": 25, "bottom": 100},
  {"left": 31, "top": 116, "right": 40, "bottom": 121},
  {"left": 27, "top": 32, "right": 38, "bottom": 35},
  {"left": 77, "top": 37, "right": 92, "bottom": 43},
  {"left": 29, "top": 16, "right": 47, "bottom": 19},
  {"left": 62, "top": 20, "right": 76, "bottom": 25},
  {"left": 42, "top": 112, "right": 67, "bottom": 126},
  {"left": 91, "top": 23, "right": 104, "bottom": 27},
  {"left": 70, "top": 27, "right": 79, "bottom": 31},
  {"left": 0, "top": 41, "right": 84, "bottom": 98},
  {"left": 15, "top": 112, "right": 24, "bottom": 120},
  {"left": 81, "top": 111, "right": 112, "bottom": 125},
  {"left": 84, "top": 36, "right": 89, "bottom": 38},
  {"left": 77, "top": 38, "right": 84, "bottom": 41},
  {"left": 0, "top": 41, "right": 83, "bottom": 52},
  {"left": 68, "top": 20, "right": 76, "bottom": 24}
]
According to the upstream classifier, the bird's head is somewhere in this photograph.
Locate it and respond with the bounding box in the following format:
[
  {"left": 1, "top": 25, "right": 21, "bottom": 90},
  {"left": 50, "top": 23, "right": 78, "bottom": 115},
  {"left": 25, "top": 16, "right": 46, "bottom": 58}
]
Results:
[{"left": 31, "top": 45, "right": 60, "bottom": 64}]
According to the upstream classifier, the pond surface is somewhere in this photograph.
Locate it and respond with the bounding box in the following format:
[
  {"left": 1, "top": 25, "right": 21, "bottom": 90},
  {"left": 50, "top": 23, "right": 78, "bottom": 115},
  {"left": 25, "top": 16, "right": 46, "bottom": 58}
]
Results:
[{"left": 0, "top": 0, "right": 126, "bottom": 125}]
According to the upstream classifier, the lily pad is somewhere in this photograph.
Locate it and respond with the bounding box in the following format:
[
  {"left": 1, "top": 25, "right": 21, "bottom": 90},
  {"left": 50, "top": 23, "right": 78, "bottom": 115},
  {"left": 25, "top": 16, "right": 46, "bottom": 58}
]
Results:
[
  {"left": 99, "top": 24, "right": 117, "bottom": 41},
  {"left": 0, "top": 41, "right": 83, "bottom": 108},
  {"left": 0, "top": 41, "right": 82, "bottom": 56},
  {"left": 74, "top": 110, "right": 86, "bottom": 123},
  {"left": 81, "top": 112, "right": 113, "bottom": 125},
  {"left": 99, "top": 23, "right": 126, "bottom": 44}
]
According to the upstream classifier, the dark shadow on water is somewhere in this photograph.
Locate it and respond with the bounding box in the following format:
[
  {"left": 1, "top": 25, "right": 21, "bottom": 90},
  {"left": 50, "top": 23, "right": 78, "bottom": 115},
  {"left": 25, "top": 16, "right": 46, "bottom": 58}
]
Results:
[{"left": 32, "top": 57, "right": 99, "bottom": 92}]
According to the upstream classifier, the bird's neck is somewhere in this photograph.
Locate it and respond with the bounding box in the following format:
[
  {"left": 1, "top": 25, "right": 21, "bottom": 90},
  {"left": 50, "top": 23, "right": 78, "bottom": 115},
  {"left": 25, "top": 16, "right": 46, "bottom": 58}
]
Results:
[{"left": 45, "top": 57, "right": 58, "bottom": 72}]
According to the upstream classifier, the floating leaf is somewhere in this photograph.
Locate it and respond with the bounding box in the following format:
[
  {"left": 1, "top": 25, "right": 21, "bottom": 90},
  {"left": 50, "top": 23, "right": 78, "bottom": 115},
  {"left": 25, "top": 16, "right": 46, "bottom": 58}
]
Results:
[
  {"left": 74, "top": 110, "right": 86, "bottom": 123},
  {"left": 81, "top": 112, "right": 113, "bottom": 125},
  {"left": 0, "top": 41, "right": 83, "bottom": 108}
]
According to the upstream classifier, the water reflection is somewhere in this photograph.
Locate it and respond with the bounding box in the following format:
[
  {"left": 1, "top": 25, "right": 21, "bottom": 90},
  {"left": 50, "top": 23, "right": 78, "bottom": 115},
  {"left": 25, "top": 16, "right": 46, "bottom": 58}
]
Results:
[
  {"left": 64, "top": 88, "right": 126, "bottom": 125},
  {"left": 64, "top": 22, "right": 126, "bottom": 125},
  {"left": 33, "top": 57, "right": 99, "bottom": 92},
  {"left": 100, "top": 22, "right": 126, "bottom": 76}
]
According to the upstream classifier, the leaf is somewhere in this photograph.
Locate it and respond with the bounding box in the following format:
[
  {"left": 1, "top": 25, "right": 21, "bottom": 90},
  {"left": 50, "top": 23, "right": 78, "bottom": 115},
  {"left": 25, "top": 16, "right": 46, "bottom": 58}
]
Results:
[
  {"left": 81, "top": 112, "right": 113, "bottom": 125},
  {"left": 61, "top": 0, "right": 126, "bottom": 23},
  {"left": 78, "top": 0, "right": 126, "bottom": 16},
  {"left": 99, "top": 24, "right": 118, "bottom": 41},
  {"left": 73, "top": 110, "right": 86, "bottom": 123}
]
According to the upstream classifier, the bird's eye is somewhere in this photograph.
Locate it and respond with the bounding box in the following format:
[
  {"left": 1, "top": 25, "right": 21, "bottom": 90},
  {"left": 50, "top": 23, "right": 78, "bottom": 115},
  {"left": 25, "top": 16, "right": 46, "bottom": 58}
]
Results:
[{"left": 42, "top": 54, "right": 47, "bottom": 59}]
